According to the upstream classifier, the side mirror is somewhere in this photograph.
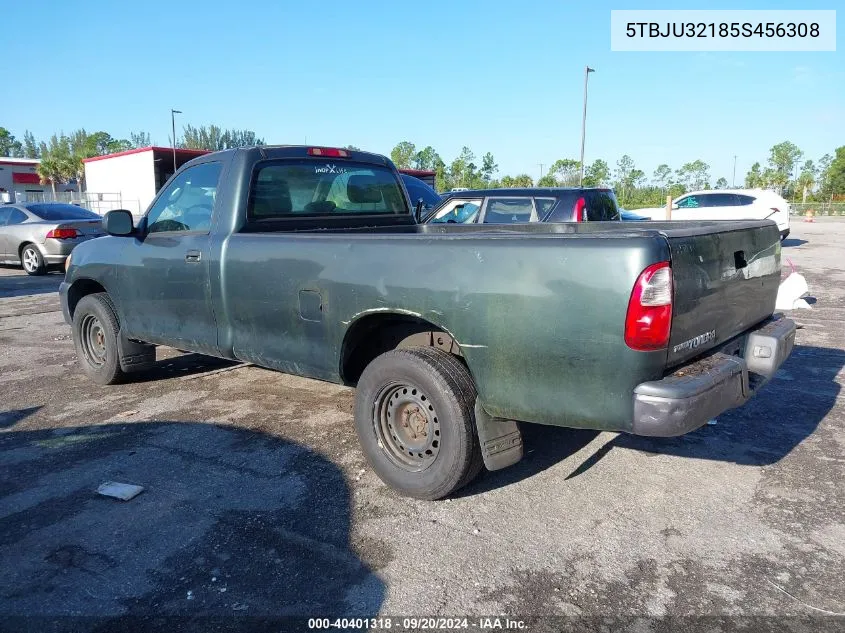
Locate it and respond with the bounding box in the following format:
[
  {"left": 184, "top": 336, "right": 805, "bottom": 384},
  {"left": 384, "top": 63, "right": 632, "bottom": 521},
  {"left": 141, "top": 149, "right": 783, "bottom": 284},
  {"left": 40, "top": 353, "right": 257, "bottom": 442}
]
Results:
[
  {"left": 103, "top": 209, "right": 135, "bottom": 236},
  {"left": 414, "top": 199, "right": 425, "bottom": 223}
]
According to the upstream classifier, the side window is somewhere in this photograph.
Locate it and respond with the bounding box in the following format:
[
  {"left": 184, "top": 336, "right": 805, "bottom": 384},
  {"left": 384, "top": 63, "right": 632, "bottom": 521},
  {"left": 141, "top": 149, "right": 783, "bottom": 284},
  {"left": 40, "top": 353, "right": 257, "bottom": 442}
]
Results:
[
  {"left": 676, "top": 196, "right": 699, "bottom": 209},
  {"left": 429, "top": 199, "right": 482, "bottom": 224},
  {"left": 535, "top": 198, "right": 557, "bottom": 219},
  {"left": 736, "top": 194, "right": 755, "bottom": 206},
  {"left": 483, "top": 198, "right": 536, "bottom": 223},
  {"left": 146, "top": 162, "right": 222, "bottom": 234},
  {"left": 702, "top": 193, "right": 734, "bottom": 207},
  {"left": 0, "top": 208, "right": 10, "bottom": 226},
  {"left": 8, "top": 209, "right": 28, "bottom": 225}
]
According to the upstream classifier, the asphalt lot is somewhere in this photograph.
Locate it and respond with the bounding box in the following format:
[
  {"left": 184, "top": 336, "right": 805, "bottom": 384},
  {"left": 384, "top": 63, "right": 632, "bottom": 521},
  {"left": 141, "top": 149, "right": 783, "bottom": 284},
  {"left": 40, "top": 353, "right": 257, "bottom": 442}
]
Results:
[{"left": 1, "top": 219, "right": 843, "bottom": 632}]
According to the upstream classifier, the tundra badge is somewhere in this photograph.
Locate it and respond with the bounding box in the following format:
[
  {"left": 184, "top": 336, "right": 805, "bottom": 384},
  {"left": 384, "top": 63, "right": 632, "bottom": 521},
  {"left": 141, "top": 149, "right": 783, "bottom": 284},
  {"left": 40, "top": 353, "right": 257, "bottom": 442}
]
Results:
[{"left": 673, "top": 330, "right": 716, "bottom": 353}]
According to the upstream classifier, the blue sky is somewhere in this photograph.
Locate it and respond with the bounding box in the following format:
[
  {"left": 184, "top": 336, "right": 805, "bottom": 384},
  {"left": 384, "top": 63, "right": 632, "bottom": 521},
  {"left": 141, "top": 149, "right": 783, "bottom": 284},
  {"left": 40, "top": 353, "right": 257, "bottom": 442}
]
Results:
[{"left": 4, "top": 0, "right": 842, "bottom": 185}]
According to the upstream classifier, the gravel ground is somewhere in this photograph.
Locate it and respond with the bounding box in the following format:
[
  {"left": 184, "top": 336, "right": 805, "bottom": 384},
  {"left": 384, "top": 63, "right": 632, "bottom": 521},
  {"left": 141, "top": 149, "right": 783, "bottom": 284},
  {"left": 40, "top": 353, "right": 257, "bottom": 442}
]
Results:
[{"left": 0, "top": 219, "right": 843, "bottom": 632}]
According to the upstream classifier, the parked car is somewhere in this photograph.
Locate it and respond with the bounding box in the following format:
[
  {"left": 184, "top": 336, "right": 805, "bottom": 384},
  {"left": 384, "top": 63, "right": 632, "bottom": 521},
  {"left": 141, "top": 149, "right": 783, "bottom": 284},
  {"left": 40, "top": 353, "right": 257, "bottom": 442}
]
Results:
[
  {"left": 634, "top": 189, "right": 791, "bottom": 239},
  {"left": 0, "top": 203, "right": 105, "bottom": 275},
  {"left": 401, "top": 174, "right": 441, "bottom": 219},
  {"left": 61, "top": 146, "right": 795, "bottom": 500},
  {"left": 424, "top": 188, "right": 621, "bottom": 224},
  {"left": 619, "top": 207, "right": 649, "bottom": 221}
]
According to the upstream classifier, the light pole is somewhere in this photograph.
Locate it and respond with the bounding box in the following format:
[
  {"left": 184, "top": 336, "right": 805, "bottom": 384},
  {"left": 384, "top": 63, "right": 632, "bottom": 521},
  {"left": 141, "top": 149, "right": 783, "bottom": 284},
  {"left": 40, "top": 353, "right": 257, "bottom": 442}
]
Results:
[
  {"left": 579, "top": 66, "right": 595, "bottom": 186},
  {"left": 171, "top": 109, "right": 182, "bottom": 173},
  {"left": 732, "top": 155, "right": 737, "bottom": 187}
]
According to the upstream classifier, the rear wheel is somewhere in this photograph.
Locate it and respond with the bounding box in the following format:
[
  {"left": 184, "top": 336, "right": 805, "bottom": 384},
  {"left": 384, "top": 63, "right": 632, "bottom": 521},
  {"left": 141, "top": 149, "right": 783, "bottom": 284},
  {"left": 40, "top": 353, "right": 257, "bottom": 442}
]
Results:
[
  {"left": 72, "top": 293, "right": 125, "bottom": 385},
  {"left": 21, "top": 245, "right": 46, "bottom": 276},
  {"left": 354, "top": 347, "right": 482, "bottom": 500}
]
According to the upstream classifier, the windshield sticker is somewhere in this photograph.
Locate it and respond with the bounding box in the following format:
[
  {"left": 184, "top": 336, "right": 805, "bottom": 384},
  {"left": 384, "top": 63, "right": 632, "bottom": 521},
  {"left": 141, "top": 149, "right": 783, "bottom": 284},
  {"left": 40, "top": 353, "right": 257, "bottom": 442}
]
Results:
[{"left": 315, "top": 164, "right": 347, "bottom": 174}]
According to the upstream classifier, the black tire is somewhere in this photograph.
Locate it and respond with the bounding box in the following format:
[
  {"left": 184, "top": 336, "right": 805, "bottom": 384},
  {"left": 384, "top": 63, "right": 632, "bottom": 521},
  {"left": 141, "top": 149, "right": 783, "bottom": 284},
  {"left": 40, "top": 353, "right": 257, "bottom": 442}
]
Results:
[
  {"left": 354, "top": 347, "right": 482, "bottom": 500},
  {"left": 20, "top": 244, "right": 46, "bottom": 276},
  {"left": 72, "top": 293, "right": 125, "bottom": 385}
]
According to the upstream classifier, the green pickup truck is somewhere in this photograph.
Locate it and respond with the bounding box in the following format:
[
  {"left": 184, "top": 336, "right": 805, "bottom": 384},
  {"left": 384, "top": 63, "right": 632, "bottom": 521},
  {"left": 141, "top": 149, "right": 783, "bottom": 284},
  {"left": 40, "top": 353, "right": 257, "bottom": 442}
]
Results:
[{"left": 60, "top": 146, "right": 796, "bottom": 499}]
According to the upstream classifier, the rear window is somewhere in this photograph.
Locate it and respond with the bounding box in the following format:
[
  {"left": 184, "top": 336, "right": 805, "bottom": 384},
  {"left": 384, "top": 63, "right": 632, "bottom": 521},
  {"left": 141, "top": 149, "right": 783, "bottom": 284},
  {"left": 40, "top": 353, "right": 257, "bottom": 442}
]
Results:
[
  {"left": 248, "top": 160, "right": 408, "bottom": 220},
  {"left": 585, "top": 191, "right": 620, "bottom": 221},
  {"left": 26, "top": 204, "right": 100, "bottom": 221}
]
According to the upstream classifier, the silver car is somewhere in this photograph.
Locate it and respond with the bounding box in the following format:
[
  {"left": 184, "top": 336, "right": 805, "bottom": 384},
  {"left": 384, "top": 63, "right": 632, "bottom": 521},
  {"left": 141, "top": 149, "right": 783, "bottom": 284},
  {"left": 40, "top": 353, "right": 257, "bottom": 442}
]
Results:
[{"left": 0, "top": 203, "right": 105, "bottom": 275}]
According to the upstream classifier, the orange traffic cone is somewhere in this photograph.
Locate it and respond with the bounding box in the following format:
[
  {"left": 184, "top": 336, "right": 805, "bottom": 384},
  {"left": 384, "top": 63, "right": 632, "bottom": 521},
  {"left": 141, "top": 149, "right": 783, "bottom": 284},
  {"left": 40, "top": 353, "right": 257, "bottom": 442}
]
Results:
[{"left": 803, "top": 208, "right": 815, "bottom": 223}]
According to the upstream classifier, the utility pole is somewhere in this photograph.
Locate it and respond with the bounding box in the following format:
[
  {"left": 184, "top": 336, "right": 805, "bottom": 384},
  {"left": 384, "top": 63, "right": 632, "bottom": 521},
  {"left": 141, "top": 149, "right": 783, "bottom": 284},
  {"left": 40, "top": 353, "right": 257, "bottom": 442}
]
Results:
[
  {"left": 539, "top": 163, "right": 544, "bottom": 180},
  {"left": 732, "top": 155, "right": 737, "bottom": 187},
  {"left": 171, "top": 109, "right": 182, "bottom": 174},
  {"left": 579, "top": 66, "right": 595, "bottom": 186}
]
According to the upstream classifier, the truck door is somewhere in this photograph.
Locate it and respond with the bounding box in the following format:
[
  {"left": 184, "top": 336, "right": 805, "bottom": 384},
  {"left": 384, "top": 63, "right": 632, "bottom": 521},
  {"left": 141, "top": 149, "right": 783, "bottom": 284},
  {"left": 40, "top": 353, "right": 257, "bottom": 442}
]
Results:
[{"left": 116, "top": 161, "right": 222, "bottom": 355}]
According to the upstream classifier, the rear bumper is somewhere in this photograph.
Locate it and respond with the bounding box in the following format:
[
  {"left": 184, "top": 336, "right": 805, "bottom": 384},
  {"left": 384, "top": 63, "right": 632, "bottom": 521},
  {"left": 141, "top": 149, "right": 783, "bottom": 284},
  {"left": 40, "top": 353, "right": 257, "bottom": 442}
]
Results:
[{"left": 631, "top": 317, "right": 796, "bottom": 437}]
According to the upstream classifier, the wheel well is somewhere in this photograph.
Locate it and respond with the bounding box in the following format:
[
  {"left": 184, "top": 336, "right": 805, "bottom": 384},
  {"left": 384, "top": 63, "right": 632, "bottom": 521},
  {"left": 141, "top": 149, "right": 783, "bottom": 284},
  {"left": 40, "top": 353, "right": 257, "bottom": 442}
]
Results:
[
  {"left": 18, "top": 241, "right": 34, "bottom": 258},
  {"left": 340, "top": 314, "right": 462, "bottom": 386},
  {"left": 67, "top": 279, "right": 108, "bottom": 319}
]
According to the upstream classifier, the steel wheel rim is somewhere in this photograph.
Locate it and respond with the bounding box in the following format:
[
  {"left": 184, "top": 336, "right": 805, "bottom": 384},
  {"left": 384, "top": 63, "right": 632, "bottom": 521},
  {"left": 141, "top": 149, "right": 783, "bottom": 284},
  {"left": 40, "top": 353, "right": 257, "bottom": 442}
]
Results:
[
  {"left": 80, "top": 314, "right": 107, "bottom": 368},
  {"left": 22, "top": 249, "right": 38, "bottom": 272},
  {"left": 373, "top": 382, "right": 440, "bottom": 472}
]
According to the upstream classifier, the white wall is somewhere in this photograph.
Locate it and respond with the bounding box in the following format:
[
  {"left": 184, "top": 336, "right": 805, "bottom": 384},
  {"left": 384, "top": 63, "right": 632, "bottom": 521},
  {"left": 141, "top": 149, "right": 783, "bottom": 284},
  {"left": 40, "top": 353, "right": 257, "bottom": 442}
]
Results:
[{"left": 84, "top": 151, "right": 156, "bottom": 217}]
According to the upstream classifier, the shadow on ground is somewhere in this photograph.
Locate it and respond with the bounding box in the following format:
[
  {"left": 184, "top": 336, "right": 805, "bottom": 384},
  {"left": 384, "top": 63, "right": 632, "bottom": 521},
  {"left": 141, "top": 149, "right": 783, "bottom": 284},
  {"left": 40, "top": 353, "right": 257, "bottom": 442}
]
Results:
[
  {"left": 0, "top": 269, "right": 63, "bottom": 299},
  {"left": 782, "top": 238, "right": 809, "bottom": 247},
  {"left": 463, "top": 344, "right": 843, "bottom": 493},
  {"left": 128, "top": 353, "right": 240, "bottom": 383},
  {"left": 0, "top": 420, "right": 383, "bottom": 631}
]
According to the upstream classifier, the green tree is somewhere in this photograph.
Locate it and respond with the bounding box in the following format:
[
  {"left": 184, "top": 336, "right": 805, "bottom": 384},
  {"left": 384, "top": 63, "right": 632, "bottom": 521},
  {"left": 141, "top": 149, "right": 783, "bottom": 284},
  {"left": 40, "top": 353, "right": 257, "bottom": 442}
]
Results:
[
  {"left": 499, "top": 174, "right": 534, "bottom": 188},
  {"left": 767, "top": 141, "right": 803, "bottom": 193},
  {"left": 37, "top": 134, "right": 74, "bottom": 195},
  {"left": 481, "top": 152, "right": 498, "bottom": 182},
  {"left": 0, "top": 127, "right": 23, "bottom": 157},
  {"left": 545, "top": 158, "right": 580, "bottom": 187},
  {"left": 797, "top": 160, "right": 816, "bottom": 201},
  {"left": 129, "top": 131, "right": 151, "bottom": 149},
  {"left": 652, "top": 164, "right": 672, "bottom": 189},
  {"left": 182, "top": 125, "right": 264, "bottom": 150},
  {"left": 22, "top": 131, "right": 40, "bottom": 158},
  {"left": 676, "top": 160, "right": 710, "bottom": 190},
  {"left": 412, "top": 146, "right": 442, "bottom": 171},
  {"left": 614, "top": 155, "right": 636, "bottom": 198},
  {"left": 826, "top": 146, "right": 845, "bottom": 196},
  {"left": 715, "top": 177, "right": 728, "bottom": 189},
  {"left": 817, "top": 154, "right": 833, "bottom": 198},
  {"left": 390, "top": 141, "right": 416, "bottom": 169},
  {"left": 745, "top": 162, "right": 763, "bottom": 188},
  {"left": 583, "top": 159, "right": 610, "bottom": 187},
  {"left": 345, "top": 145, "right": 360, "bottom": 151}
]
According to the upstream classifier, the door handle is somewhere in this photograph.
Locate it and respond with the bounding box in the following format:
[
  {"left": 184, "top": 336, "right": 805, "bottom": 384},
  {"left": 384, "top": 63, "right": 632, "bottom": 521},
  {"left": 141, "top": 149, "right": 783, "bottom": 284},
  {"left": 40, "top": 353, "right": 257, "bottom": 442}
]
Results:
[{"left": 185, "top": 250, "right": 202, "bottom": 263}]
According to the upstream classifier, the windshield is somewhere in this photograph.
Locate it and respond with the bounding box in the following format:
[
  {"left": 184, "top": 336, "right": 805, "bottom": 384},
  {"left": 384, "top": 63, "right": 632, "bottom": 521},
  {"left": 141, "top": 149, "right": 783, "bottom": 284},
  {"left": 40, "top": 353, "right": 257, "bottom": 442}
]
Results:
[
  {"left": 248, "top": 160, "right": 408, "bottom": 219},
  {"left": 26, "top": 204, "right": 100, "bottom": 221}
]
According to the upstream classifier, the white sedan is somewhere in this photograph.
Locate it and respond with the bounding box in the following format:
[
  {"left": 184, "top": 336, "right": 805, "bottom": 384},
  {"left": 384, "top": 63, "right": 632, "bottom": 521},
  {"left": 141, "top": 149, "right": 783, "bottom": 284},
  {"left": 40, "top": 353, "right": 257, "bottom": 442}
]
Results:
[{"left": 636, "top": 189, "right": 791, "bottom": 240}]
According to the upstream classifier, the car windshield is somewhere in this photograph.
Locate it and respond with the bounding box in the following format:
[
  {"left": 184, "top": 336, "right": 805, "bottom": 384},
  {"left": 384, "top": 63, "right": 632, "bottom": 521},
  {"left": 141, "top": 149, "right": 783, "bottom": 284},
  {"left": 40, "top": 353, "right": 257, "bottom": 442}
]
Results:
[{"left": 26, "top": 204, "right": 100, "bottom": 221}]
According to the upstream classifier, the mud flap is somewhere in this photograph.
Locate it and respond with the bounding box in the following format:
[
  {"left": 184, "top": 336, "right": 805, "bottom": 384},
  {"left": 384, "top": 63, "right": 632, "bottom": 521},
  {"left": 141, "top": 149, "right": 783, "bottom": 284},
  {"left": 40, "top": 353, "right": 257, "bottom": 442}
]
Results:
[
  {"left": 118, "top": 334, "right": 156, "bottom": 373},
  {"left": 474, "top": 399, "right": 523, "bottom": 471}
]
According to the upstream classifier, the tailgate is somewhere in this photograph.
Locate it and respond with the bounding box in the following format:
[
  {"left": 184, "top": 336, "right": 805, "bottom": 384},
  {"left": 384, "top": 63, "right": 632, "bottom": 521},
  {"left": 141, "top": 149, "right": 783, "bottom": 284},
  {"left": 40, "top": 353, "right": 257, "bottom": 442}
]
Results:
[{"left": 663, "top": 220, "right": 781, "bottom": 367}]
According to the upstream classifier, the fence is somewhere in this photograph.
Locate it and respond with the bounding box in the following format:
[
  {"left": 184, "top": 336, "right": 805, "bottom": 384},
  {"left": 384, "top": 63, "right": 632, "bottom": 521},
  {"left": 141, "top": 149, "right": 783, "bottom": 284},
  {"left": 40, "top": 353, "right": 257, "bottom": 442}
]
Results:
[
  {"left": 16, "top": 191, "right": 143, "bottom": 217},
  {"left": 790, "top": 202, "right": 845, "bottom": 217}
]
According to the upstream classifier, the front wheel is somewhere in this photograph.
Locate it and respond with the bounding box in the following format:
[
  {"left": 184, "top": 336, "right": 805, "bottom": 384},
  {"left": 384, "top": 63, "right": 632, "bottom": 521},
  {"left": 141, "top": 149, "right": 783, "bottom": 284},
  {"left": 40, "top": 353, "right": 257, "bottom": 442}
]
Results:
[
  {"left": 21, "top": 245, "right": 46, "bottom": 276},
  {"left": 354, "top": 347, "right": 482, "bottom": 500},
  {"left": 72, "top": 293, "right": 125, "bottom": 385}
]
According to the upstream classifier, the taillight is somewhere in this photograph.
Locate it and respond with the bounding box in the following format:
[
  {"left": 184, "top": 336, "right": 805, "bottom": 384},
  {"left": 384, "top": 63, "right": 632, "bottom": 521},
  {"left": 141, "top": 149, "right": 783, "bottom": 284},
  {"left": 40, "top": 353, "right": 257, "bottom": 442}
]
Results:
[
  {"left": 308, "top": 147, "right": 349, "bottom": 158},
  {"left": 625, "top": 261, "right": 673, "bottom": 351},
  {"left": 573, "top": 197, "right": 586, "bottom": 222},
  {"left": 46, "top": 228, "right": 79, "bottom": 239}
]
